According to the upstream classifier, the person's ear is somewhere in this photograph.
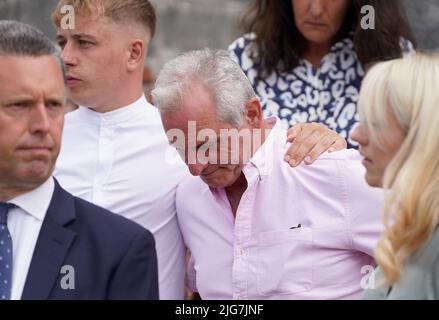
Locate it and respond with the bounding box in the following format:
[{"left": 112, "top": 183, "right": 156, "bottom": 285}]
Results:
[
  {"left": 126, "top": 39, "right": 145, "bottom": 72},
  {"left": 243, "top": 97, "right": 263, "bottom": 128}
]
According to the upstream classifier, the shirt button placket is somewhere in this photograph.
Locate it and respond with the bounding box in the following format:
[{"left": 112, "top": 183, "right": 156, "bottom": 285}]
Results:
[
  {"left": 94, "top": 117, "right": 113, "bottom": 205},
  {"left": 232, "top": 170, "right": 256, "bottom": 300}
]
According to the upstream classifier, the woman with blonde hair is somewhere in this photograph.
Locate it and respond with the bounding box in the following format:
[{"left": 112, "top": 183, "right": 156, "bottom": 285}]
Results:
[{"left": 350, "top": 53, "right": 439, "bottom": 299}]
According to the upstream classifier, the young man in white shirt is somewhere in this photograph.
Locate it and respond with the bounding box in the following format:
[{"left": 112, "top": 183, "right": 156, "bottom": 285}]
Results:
[{"left": 52, "top": 0, "right": 188, "bottom": 299}]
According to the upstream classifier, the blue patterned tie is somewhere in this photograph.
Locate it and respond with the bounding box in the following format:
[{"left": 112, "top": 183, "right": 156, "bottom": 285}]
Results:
[{"left": 0, "top": 203, "right": 14, "bottom": 300}]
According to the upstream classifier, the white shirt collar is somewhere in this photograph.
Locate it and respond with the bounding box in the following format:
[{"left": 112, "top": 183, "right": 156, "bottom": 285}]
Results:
[
  {"left": 77, "top": 94, "right": 150, "bottom": 126},
  {"left": 8, "top": 177, "right": 55, "bottom": 221}
]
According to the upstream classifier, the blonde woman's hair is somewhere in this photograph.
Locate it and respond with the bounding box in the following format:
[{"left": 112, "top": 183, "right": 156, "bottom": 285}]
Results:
[{"left": 357, "top": 53, "right": 439, "bottom": 285}]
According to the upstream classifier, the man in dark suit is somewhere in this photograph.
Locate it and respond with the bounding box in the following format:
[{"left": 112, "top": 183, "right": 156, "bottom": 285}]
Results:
[{"left": 0, "top": 20, "right": 158, "bottom": 300}]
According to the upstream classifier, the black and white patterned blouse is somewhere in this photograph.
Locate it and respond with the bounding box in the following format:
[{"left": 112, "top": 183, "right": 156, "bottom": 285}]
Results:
[{"left": 229, "top": 34, "right": 366, "bottom": 148}]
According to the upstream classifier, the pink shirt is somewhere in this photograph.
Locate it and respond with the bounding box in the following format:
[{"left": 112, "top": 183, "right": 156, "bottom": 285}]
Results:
[{"left": 176, "top": 118, "right": 384, "bottom": 299}]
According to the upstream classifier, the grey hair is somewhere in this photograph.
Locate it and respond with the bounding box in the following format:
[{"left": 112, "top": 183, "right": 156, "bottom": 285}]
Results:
[
  {"left": 151, "top": 48, "right": 257, "bottom": 128},
  {"left": 0, "top": 20, "right": 66, "bottom": 81}
]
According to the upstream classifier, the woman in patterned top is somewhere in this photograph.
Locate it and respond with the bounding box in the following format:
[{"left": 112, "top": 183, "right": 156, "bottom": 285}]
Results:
[{"left": 229, "top": 0, "right": 415, "bottom": 149}]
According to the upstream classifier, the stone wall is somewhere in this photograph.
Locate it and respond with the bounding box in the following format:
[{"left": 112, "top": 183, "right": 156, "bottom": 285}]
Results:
[{"left": 1, "top": 0, "right": 438, "bottom": 76}]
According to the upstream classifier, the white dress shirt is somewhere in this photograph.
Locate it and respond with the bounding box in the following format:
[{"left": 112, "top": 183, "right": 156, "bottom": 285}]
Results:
[
  {"left": 54, "top": 95, "right": 189, "bottom": 299},
  {"left": 8, "top": 177, "right": 54, "bottom": 300}
]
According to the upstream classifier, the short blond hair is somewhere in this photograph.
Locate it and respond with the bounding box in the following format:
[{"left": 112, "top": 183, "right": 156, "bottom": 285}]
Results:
[{"left": 52, "top": 0, "right": 156, "bottom": 37}]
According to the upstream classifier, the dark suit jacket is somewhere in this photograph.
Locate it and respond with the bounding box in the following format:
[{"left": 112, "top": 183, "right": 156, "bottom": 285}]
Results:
[{"left": 21, "top": 180, "right": 159, "bottom": 300}]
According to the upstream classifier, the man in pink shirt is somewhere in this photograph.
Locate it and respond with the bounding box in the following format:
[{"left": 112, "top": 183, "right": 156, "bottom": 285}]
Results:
[{"left": 152, "top": 49, "right": 384, "bottom": 300}]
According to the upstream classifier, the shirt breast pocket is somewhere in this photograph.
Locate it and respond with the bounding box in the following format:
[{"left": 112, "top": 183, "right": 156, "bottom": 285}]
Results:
[{"left": 257, "top": 227, "right": 313, "bottom": 296}]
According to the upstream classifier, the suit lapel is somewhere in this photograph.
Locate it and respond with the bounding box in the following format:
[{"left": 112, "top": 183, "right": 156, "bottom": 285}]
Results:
[{"left": 21, "top": 179, "right": 77, "bottom": 300}]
